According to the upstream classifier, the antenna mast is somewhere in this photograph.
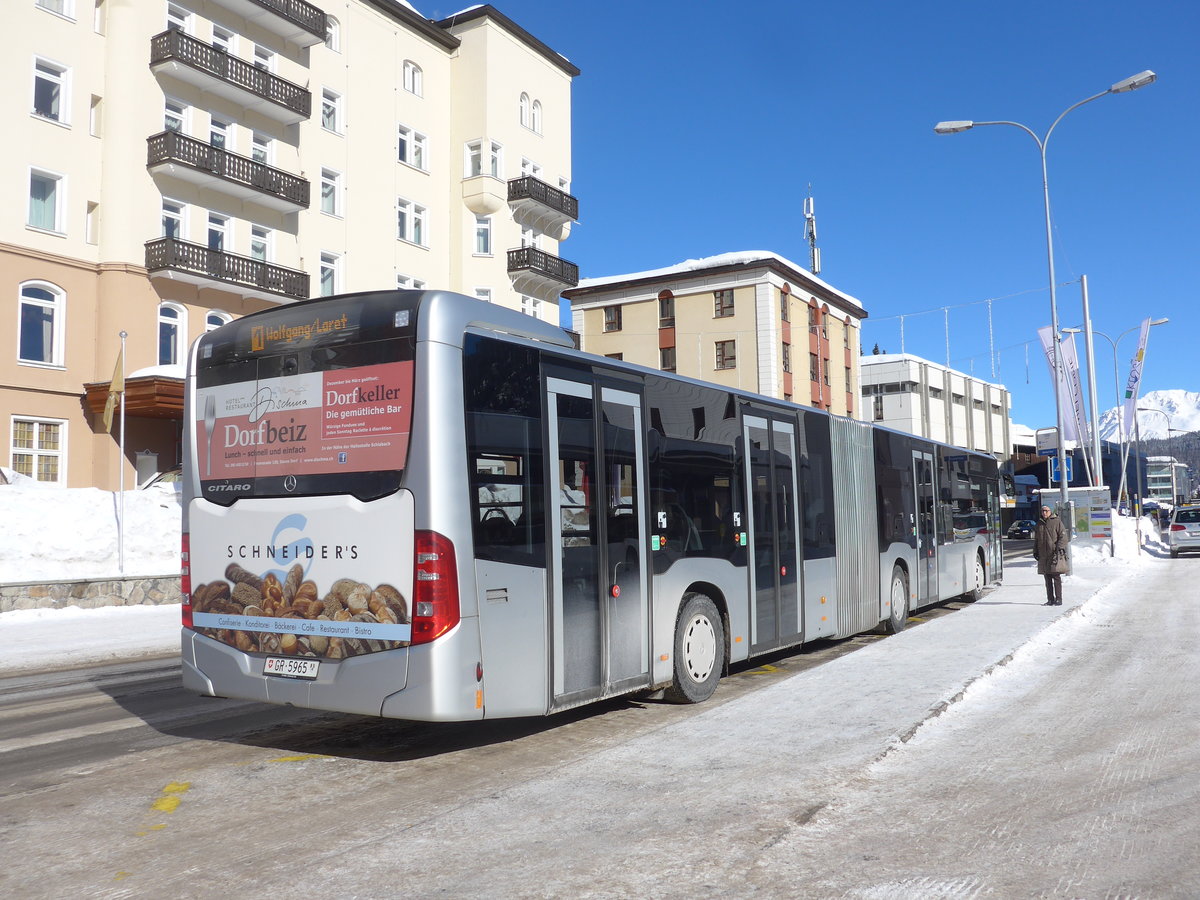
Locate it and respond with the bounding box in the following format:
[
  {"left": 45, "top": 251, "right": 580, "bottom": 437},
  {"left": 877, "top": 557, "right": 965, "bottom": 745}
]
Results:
[{"left": 804, "top": 184, "right": 821, "bottom": 275}]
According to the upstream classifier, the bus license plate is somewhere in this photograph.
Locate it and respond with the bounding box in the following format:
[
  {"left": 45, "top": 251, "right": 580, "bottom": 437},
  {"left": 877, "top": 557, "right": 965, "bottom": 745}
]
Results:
[{"left": 264, "top": 657, "right": 320, "bottom": 680}]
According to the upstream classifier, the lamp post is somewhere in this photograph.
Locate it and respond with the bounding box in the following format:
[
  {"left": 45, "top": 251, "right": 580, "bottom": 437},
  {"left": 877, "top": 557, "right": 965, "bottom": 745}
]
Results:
[{"left": 935, "top": 70, "right": 1157, "bottom": 528}]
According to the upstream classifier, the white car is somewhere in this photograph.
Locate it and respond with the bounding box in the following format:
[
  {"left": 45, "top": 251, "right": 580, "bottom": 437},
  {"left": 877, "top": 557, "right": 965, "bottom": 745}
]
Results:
[{"left": 1168, "top": 505, "right": 1200, "bottom": 558}]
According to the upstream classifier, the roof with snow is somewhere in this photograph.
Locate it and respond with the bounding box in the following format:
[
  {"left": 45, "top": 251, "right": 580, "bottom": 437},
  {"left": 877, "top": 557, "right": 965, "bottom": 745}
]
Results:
[{"left": 563, "top": 251, "right": 863, "bottom": 315}]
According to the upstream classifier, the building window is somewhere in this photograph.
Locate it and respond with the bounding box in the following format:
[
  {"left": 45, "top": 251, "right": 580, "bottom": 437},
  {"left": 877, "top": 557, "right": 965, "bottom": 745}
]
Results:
[
  {"left": 823, "top": 358, "right": 830, "bottom": 385},
  {"left": 28, "top": 169, "right": 64, "bottom": 233},
  {"left": 604, "top": 306, "right": 622, "bottom": 332},
  {"left": 162, "top": 200, "right": 184, "bottom": 238},
  {"left": 18, "top": 282, "right": 65, "bottom": 366},
  {"left": 605, "top": 353, "right": 623, "bottom": 361},
  {"left": 519, "top": 92, "right": 530, "bottom": 127},
  {"left": 321, "top": 88, "right": 342, "bottom": 133},
  {"left": 520, "top": 157, "right": 542, "bottom": 178},
  {"left": 402, "top": 60, "right": 423, "bottom": 96},
  {"left": 714, "top": 289, "right": 734, "bottom": 318},
  {"left": 715, "top": 340, "right": 736, "bottom": 370},
  {"left": 660, "top": 346, "right": 676, "bottom": 372},
  {"left": 11, "top": 417, "right": 65, "bottom": 485},
  {"left": 474, "top": 288, "right": 492, "bottom": 303},
  {"left": 37, "top": 0, "right": 75, "bottom": 18},
  {"left": 845, "top": 365, "right": 852, "bottom": 388},
  {"left": 209, "top": 115, "right": 229, "bottom": 149},
  {"left": 396, "top": 198, "right": 427, "bottom": 246},
  {"left": 521, "top": 295, "right": 538, "bottom": 317},
  {"left": 33, "top": 59, "right": 69, "bottom": 123},
  {"left": 253, "top": 45, "right": 273, "bottom": 71},
  {"left": 808, "top": 305, "right": 817, "bottom": 333},
  {"left": 158, "top": 302, "right": 186, "bottom": 365},
  {"left": 874, "top": 394, "right": 884, "bottom": 420},
  {"left": 531, "top": 100, "right": 542, "bottom": 134},
  {"left": 844, "top": 325, "right": 852, "bottom": 349},
  {"left": 250, "top": 225, "right": 270, "bottom": 261},
  {"left": 465, "top": 140, "right": 502, "bottom": 177},
  {"left": 211, "top": 24, "right": 234, "bottom": 54},
  {"left": 324, "top": 16, "right": 340, "bottom": 52},
  {"left": 251, "top": 132, "right": 270, "bottom": 163},
  {"left": 396, "top": 274, "right": 426, "bottom": 290},
  {"left": 319, "top": 252, "right": 340, "bottom": 297},
  {"left": 781, "top": 292, "right": 790, "bottom": 322},
  {"left": 320, "top": 169, "right": 341, "bottom": 216},
  {"left": 89, "top": 94, "right": 102, "bottom": 136},
  {"left": 474, "top": 216, "right": 492, "bottom": 255},
  {"left": 782, "top": 343, "right": 792, "bottom": 373},
  {"left": 206, "top": 311, "right": 231, "bottom": 332},
  {"left": 164, "top": 98, "right": 185, "bottom": 133},
  {"left": 165, "top": 2, "right": 188, "bottom": 31},
  {"left": 206, "top": 212, "right": 228, "bottom": 250},
  {"left": 809, "top": 352, "right": 820, "bottom": 382},
  {"left": 397, "top": 125, "right": 427, "bottom": 170},
  {"left": 659, "top": 293, "right": 675, "bottom": 326}
]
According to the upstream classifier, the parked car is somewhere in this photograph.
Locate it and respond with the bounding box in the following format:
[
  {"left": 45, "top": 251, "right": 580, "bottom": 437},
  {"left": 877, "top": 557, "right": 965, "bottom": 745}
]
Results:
[
  {"left": 1006, "top": 519, "right": 1037, "bottom": 540},
  {"left": 1167, "top": 504, "right": 1200, "bottom": 558}
]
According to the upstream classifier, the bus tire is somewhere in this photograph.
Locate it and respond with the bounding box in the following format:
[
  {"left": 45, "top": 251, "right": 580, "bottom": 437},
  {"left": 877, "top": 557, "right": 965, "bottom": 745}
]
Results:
[
  {"left": 664, "top": 593, "right": 724, "bottom": 704},
  {"left": 967, "top": 553, "right": 986, "bottom": 602},
  {"left": 882, "top": 565, "right": 908, "bottom": 635}
]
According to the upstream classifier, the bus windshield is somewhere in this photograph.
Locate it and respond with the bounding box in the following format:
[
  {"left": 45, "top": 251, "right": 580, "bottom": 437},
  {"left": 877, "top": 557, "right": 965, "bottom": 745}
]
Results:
[{"left": 194, "top": 292, "right": 418, "bottom": 504}]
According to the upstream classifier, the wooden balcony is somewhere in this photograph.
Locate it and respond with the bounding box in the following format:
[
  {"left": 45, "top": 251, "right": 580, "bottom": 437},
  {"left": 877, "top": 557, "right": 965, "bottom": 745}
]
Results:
[
  {"left": 146, "top": 237, "right": 309, "bottom": 302},
  {"left": 208, "top": 0, "right": 328, "bottom": 47},
  {"left": 508, "top": 176, "right": 579, "bottom": 241},
  {"left": 507, "top": 246, "right": 579, "bottom": 299},
  {"left": 147, "top": 131, "right": 309, "bottom": 213},
  {"left": 150, "top": 29, "right": 311, "bottom": 124}
]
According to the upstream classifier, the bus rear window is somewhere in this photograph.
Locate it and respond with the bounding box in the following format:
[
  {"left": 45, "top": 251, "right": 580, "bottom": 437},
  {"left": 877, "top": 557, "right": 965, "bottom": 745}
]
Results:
[{"left": 196, "top": 332, "right": 415, "bottom": 503}]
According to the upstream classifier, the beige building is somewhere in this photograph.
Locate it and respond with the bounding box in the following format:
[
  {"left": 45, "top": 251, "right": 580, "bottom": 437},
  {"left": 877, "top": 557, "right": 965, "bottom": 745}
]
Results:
[
  {"left": 5, "top": 0, "right": 578, "bottom": 489},
  {"left": 859, "top": 354, "right": 1011, "bottom": 460},
  {"left": 562, "top": 252, "right": 867, "bottom": 418}
]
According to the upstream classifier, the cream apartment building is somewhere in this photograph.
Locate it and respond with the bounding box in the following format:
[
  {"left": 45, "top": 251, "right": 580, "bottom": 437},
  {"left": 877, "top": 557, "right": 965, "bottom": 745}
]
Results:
[
  {"left": 5, "top": 0, "right": 578, "bottom": 489},
  {"left": 859, "top": 353, "right": 1011, "bottom": 461},
  {"left": 562, "top": 252, "right": 866, "bottom": 418}
]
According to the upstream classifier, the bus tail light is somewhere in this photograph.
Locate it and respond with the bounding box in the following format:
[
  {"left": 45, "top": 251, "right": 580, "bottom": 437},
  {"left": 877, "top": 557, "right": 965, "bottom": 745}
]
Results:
[
  {"left": 410, "top": 530, "right": 459, "bottom": 645},
  {"left": 180, "top": 532, "right": 193, "bottom": 630}
]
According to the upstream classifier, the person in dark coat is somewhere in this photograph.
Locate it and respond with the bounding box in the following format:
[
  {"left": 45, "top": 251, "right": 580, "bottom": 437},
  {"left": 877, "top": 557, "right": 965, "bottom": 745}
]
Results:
[{"left": 1033, "top": 504, "right": 1068, "bottom": 606}]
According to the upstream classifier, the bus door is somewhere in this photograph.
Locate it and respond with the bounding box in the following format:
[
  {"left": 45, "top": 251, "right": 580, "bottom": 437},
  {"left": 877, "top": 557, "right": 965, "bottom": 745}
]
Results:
[
  {"left": 743, "top": 413, "right": 801, "bottom": 652},
  {"left": 546, "top": 378, "right": 649, "bottom": 707},
  {"left": 912, "top": 450, "right": 938, "bottom": 606}
]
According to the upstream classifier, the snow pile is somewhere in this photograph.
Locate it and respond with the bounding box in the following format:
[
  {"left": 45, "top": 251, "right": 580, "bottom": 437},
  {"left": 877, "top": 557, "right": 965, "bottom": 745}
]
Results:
[{"left": 0, "top": 467, "right": 181, "bottom": 583}]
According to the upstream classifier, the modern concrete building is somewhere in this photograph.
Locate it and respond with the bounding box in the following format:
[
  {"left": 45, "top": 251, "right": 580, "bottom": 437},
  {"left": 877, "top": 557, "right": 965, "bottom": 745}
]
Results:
[
  {"left": 859, "top": 354, "right": 1011, "bottom": 461},
  {"left": 562, "top": 252, "right": 867, "bottom": 418},
  {"left": 6, "top": 0, "right": 578, "bottom": 489},
  {"left": 1146, "top": 456, "right": 1188, "bottom": 505}
]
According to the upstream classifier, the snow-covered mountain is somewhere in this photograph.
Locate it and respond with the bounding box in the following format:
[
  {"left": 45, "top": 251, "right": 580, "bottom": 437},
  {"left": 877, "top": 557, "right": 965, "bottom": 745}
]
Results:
[{"left": 1097, "top": 389, "right": 1200, "bottom": 441}]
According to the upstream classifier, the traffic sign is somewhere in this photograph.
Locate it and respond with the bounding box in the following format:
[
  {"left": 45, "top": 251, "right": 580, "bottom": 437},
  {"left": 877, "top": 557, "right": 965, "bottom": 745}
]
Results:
[{"left": 1050, "top": 455, "right": 1073, "bottom": 483}]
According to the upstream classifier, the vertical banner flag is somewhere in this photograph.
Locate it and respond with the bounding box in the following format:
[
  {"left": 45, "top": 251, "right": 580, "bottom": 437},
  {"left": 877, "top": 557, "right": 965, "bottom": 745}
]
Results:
[
  {"left": 103, "top": 349, "right": 124, "bottom": 433},
  {"left": 1058, "top": 331, "right": 1091, "bottom": 449},
  {"left": 1121, "top": 317, "right": 1152, "bottom": 437},
  {"left": 1037, "top": 326, "right": 1077, "bottom": 440}
]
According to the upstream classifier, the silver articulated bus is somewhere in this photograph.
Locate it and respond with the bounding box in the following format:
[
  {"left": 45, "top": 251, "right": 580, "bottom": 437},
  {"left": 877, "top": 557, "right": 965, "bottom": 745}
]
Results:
[{"left": 181, "top": 290, "right": 1001, "bottom": 721}]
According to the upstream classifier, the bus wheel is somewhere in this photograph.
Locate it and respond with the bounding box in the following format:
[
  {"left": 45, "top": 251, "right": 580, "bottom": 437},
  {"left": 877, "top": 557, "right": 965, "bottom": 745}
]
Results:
[
  {"left": 967, "top": 554, "right": 986, "bottom": 602},
  {"left": 882, "top": 565, "right": 908, "bottom": 635},
  {"left": 665, "top": 593, "right": 724, "bottom": 704}
]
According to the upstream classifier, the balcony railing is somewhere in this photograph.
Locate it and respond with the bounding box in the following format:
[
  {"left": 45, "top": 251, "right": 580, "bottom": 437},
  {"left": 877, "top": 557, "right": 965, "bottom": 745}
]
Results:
[
  {"left": 147, "top": 131, "right": 310, "bottom": 211},
  {"left": 150, "top": 29, "right": 311, "bottom": 122},
  {"left": 507, "top": 176, "right": 579, "bottom": 221},
  {"left": 207, "top": 0, "right": 327, "bottom": 46},
  {"left": 146, "top": 237, "right": 309, "bottom": 300},
  {"left": 507, "top": 246, "right": 579, "bottom": 288}
]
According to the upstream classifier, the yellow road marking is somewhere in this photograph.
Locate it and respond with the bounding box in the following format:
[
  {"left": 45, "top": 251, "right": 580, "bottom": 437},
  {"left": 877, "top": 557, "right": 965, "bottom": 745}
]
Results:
[{"left": 269, "top": 753, "right": 333, "bottom": 763}]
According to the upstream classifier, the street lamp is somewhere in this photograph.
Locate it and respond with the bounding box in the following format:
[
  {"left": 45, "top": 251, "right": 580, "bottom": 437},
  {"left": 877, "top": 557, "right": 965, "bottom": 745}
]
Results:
[
  {"left": 1138, "top": 406, "right": 1172, "bottom": 507},
  {"left": 935, "top": 70, "right": 1157, "bottom": 526}
]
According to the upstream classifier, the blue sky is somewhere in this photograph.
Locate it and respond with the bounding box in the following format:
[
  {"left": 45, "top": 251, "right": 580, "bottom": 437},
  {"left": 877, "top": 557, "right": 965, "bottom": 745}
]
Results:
[{"left": 436, "top": 1, "right": 1197, "bottom": 430}]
